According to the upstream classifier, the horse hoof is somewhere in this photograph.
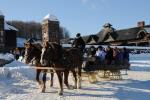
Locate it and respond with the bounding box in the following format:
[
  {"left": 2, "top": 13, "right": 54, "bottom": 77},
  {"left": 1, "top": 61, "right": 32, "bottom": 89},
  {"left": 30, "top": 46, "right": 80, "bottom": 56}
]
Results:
[
  {"left": 73, "top": 86, "right": 77, "bottom": 89},
  {"left": 58, "top": 91, "right": 63, "bottom": 95},
  {"left": 77, "top": 86, "right": 81, "bottom": 89},
  {"left": 41, "top": 90, "right": 45, "bottom": 93},
  {"left": 66, "top": 85, "right": 74, "bottom": 90},
  {"left": 58, "top": 92, "right": 63, "bottom": 96},
  {"left": 50, "top": 84, "right": 53, "bottom": 87},
  {"left": 68, "top": 85, "right": 74, "bottom": 90},
  {"left": 41, "top": 87, "right": 46, "bottom": 93}
]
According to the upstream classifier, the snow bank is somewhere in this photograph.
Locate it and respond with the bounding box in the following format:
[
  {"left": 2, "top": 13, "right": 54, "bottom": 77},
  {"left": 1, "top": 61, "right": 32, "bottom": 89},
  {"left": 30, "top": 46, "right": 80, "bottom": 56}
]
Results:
[
  {"left": 0, "top": 53, "right": 14, "bottom": 61},
  {"left": 0, "top": 66, "right": 36, "bottom": 81},
  {"left": 4, "top": 60, "right": 27, "bottom": 68},
  {"left": 0, "top": 62, "right": 36, "bottom": 100}
]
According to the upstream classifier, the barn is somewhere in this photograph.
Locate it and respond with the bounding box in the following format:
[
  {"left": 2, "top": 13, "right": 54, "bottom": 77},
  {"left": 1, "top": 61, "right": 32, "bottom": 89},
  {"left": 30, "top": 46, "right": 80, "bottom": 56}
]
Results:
[
  {"left": 0, "top": 11, "right": 18, "bottom": 51},
  {"left": 96, "top": 22, "right": 150, "bottom": 46},
  {"left": 62, "top": 21, "right": 150, "bottom": 47}
]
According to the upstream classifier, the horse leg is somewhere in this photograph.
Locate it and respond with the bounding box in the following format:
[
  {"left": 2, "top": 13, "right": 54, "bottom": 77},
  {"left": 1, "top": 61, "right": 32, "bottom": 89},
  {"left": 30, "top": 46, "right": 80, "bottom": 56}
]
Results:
[
  {"left": 56, "top": 71, "right": 63, "bottom": 95},
  {"left": 50, "top": 69, "right": 54, "bottom": 87},
  {"left": 77, "top": 67, "right": 82, "bottom": 89},
  {"left": 64, "top": 69, "right": 74, "bottom": 89},
  {"left": 64, "top": 69, "right": 69, "bottom": 88},
  {"left": 71, "top": 69, "right": 77, "bottom": 89},
  {"left": 41, "top": 70, "right": 47, "bottom": 93},
  {"left": 36, "top": 69, "right": 42, "bottom": 85}
]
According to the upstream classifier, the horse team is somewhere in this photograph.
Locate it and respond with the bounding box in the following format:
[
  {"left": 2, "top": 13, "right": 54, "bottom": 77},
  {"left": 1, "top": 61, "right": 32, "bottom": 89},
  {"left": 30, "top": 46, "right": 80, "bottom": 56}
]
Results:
[{"left": 24, "top": 41, "right": 83, "bottom": 95}]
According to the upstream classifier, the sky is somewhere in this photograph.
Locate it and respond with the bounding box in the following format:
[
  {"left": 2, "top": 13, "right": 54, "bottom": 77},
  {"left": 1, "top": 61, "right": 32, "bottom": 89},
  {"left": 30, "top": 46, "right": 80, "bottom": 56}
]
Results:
[{"left": 0, "top": 0, "right": 150, "bottom": 37}]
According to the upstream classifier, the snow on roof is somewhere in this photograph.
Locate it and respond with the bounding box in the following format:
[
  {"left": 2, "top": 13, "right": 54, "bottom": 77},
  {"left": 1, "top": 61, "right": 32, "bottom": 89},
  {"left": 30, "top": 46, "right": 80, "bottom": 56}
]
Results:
[
  {"left": 0, "top": 10, "right": 4, "bottom": 16},
  {"left": 4, "top": 22, "right": 18, "bottom": 31},
  {"left": 43, "top": 14, "right": 58, "bottom": 21}
]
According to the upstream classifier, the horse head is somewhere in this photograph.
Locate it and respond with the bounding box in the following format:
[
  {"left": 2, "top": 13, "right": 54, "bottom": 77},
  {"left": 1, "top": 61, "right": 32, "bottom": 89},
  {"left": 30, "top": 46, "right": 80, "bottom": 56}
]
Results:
[
  {"left": 24, "top": 43, "right": 42, "bottom": 64},
  {"left": 40, "top": 42, "right": 62, "bottom": 67}
]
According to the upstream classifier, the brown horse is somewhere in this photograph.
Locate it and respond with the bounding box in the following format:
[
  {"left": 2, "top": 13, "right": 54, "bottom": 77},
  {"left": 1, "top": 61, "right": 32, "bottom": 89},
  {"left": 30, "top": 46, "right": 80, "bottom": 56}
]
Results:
[
  {"left": 23, "top": 43, "right": 54, "bottom": 87},
  {"left": 40, "top": 42, "right": 65, "bottom": 95},
  {"left": 24, "top": 42, "right": 83, "bottom": 95},
  {"left": 63, "top": 48, "right": 83, "bottom": 89},
  {"left": 40, "top": 42, "right": 83, "bottom": 95},
  {"left": 24, "top": 42, "right": 71, "bottom": 95}
]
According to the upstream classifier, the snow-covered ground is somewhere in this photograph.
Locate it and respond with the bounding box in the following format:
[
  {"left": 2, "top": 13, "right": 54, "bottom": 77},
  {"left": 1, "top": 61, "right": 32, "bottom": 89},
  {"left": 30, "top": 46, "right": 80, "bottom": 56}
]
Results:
[{"left": 0, "top": 53, "right": 150, "bottom": 100}]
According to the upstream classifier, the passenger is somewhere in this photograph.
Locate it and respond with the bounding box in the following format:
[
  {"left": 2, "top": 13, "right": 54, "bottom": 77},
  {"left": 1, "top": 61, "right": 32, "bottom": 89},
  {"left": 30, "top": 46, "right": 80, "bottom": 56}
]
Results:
[
  {"left": 86, "top": 46, "right": 96, "bottom": 65},
  {"left": 116, "top": 49, "right": 123, "bottom": 64},
  {"left": 113, "top": 47, "right": 119, "bottom": 60},
  {"left": 122, "top": 47, "right": 129, "bottom": 64},
  {"left": 105, "top": 46, "right": 113, "bottom": 64},
  {"left": 95, "top": 46, "right": 106, "bottom": 64},
  {"left": 72, "top": 33, "right": 85, "bottom": 53},
  {"left": 88, "top": 46, "right": 96, "bottom": 57},
  {"left": 113, "top": 47, "right": 120, "bottom": 64}
]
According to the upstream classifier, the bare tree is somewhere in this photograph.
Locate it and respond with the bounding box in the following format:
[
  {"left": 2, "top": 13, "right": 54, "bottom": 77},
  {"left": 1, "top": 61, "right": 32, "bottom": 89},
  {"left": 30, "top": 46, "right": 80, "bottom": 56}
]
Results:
[{"left": 7, "top": 20, "right": 70, "bottom": 40}]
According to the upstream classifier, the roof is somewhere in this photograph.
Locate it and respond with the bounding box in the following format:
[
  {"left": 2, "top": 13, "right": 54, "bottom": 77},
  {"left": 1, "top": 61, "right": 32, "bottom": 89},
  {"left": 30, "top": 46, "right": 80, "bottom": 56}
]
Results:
[
  {"left": 82, "top": 35, "right": 90, "bottom": 43},
  {"left": 4, "top": 22, "right": 18, "bottom": 31},
  {"left": 115, "top": 25, "right": 150, "bottom": 40},
  {"left": 103, "top": 23, "right": 112, "bottom": 27},
  {"left": 43, "top": 14, "right": 58, "bottom": 21},
  {"left": 97, "top": 27, "right": 116, "bottom": 42},
  {"left": 97, "top": 25, "right": 150, "bottom": 43},
  {"left": 25, "top": 38, "right": 36, "bottom": 44},
  {"left": 86, "top": 35, "right": 99, "bottom": 44},
  {"left": 96, "top": 25, "right": 150, "bottom": 43},
  {"left": 115, "top": 27, "right": 140, "bottom": 40},
  {"left": 0, "top": 10, "right": 18, "bottom": 31}
]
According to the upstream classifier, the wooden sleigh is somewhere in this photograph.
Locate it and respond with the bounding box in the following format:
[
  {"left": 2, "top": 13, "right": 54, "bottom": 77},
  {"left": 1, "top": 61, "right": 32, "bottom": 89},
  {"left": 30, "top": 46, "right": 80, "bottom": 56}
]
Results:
[{"left": 82, "top": 56, "right": 130, "bottom": 82}]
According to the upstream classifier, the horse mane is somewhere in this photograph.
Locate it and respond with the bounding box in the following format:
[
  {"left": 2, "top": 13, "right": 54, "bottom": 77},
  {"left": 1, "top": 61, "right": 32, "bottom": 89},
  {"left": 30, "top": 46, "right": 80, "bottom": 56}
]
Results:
[
  {"left": 30, "top": 43, "right": 42, "bottom": 59},
  {"left": 32, "top": 43, "right": 42, "bottom": 51},
  {"left": 44, "top": 42, "right": 63, "bottom": 62}
]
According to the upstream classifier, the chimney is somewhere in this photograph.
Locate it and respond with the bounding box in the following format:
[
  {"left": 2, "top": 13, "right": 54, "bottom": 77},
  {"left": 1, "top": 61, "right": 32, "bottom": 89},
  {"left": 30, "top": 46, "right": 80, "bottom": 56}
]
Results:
[
  {"left": 0, "top": 11, "right": 5, "bottom": 48},
  {"left": 137, "top": 21, "right": 145, "bottom": 28}
]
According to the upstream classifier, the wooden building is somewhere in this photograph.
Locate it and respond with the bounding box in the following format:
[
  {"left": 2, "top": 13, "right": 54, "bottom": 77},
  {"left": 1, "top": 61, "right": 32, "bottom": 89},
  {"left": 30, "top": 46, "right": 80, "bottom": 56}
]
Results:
[
  {"left": 0, "top": 11, "right": 18, "bottom": 51},
  {"left": 96, "top": 22, "right": 150, "bottom": 46},
  {"left": 60, "top": 22, "right": 150, "bottom": 47},
  {"left": 42, "top": 14, "right": 60, "bottom": 43}
]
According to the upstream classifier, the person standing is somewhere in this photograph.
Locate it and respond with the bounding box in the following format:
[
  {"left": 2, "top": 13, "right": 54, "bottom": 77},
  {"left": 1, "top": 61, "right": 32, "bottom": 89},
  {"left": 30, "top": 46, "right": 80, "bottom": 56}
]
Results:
[
  {"left": 105, "top": 46, "right": 113, "bottom": 64},
  {"left": 95, "top": 46, "right": 106, "bottom": 64},
  {"left": 72, "top": 33, "right": 85, "bottom": 53},
  {"left": 122, "top": 47, "right": 129, "bottom": 63},
  {"left": 13, "top": 48, "right": 20, "bottom": 60}
]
